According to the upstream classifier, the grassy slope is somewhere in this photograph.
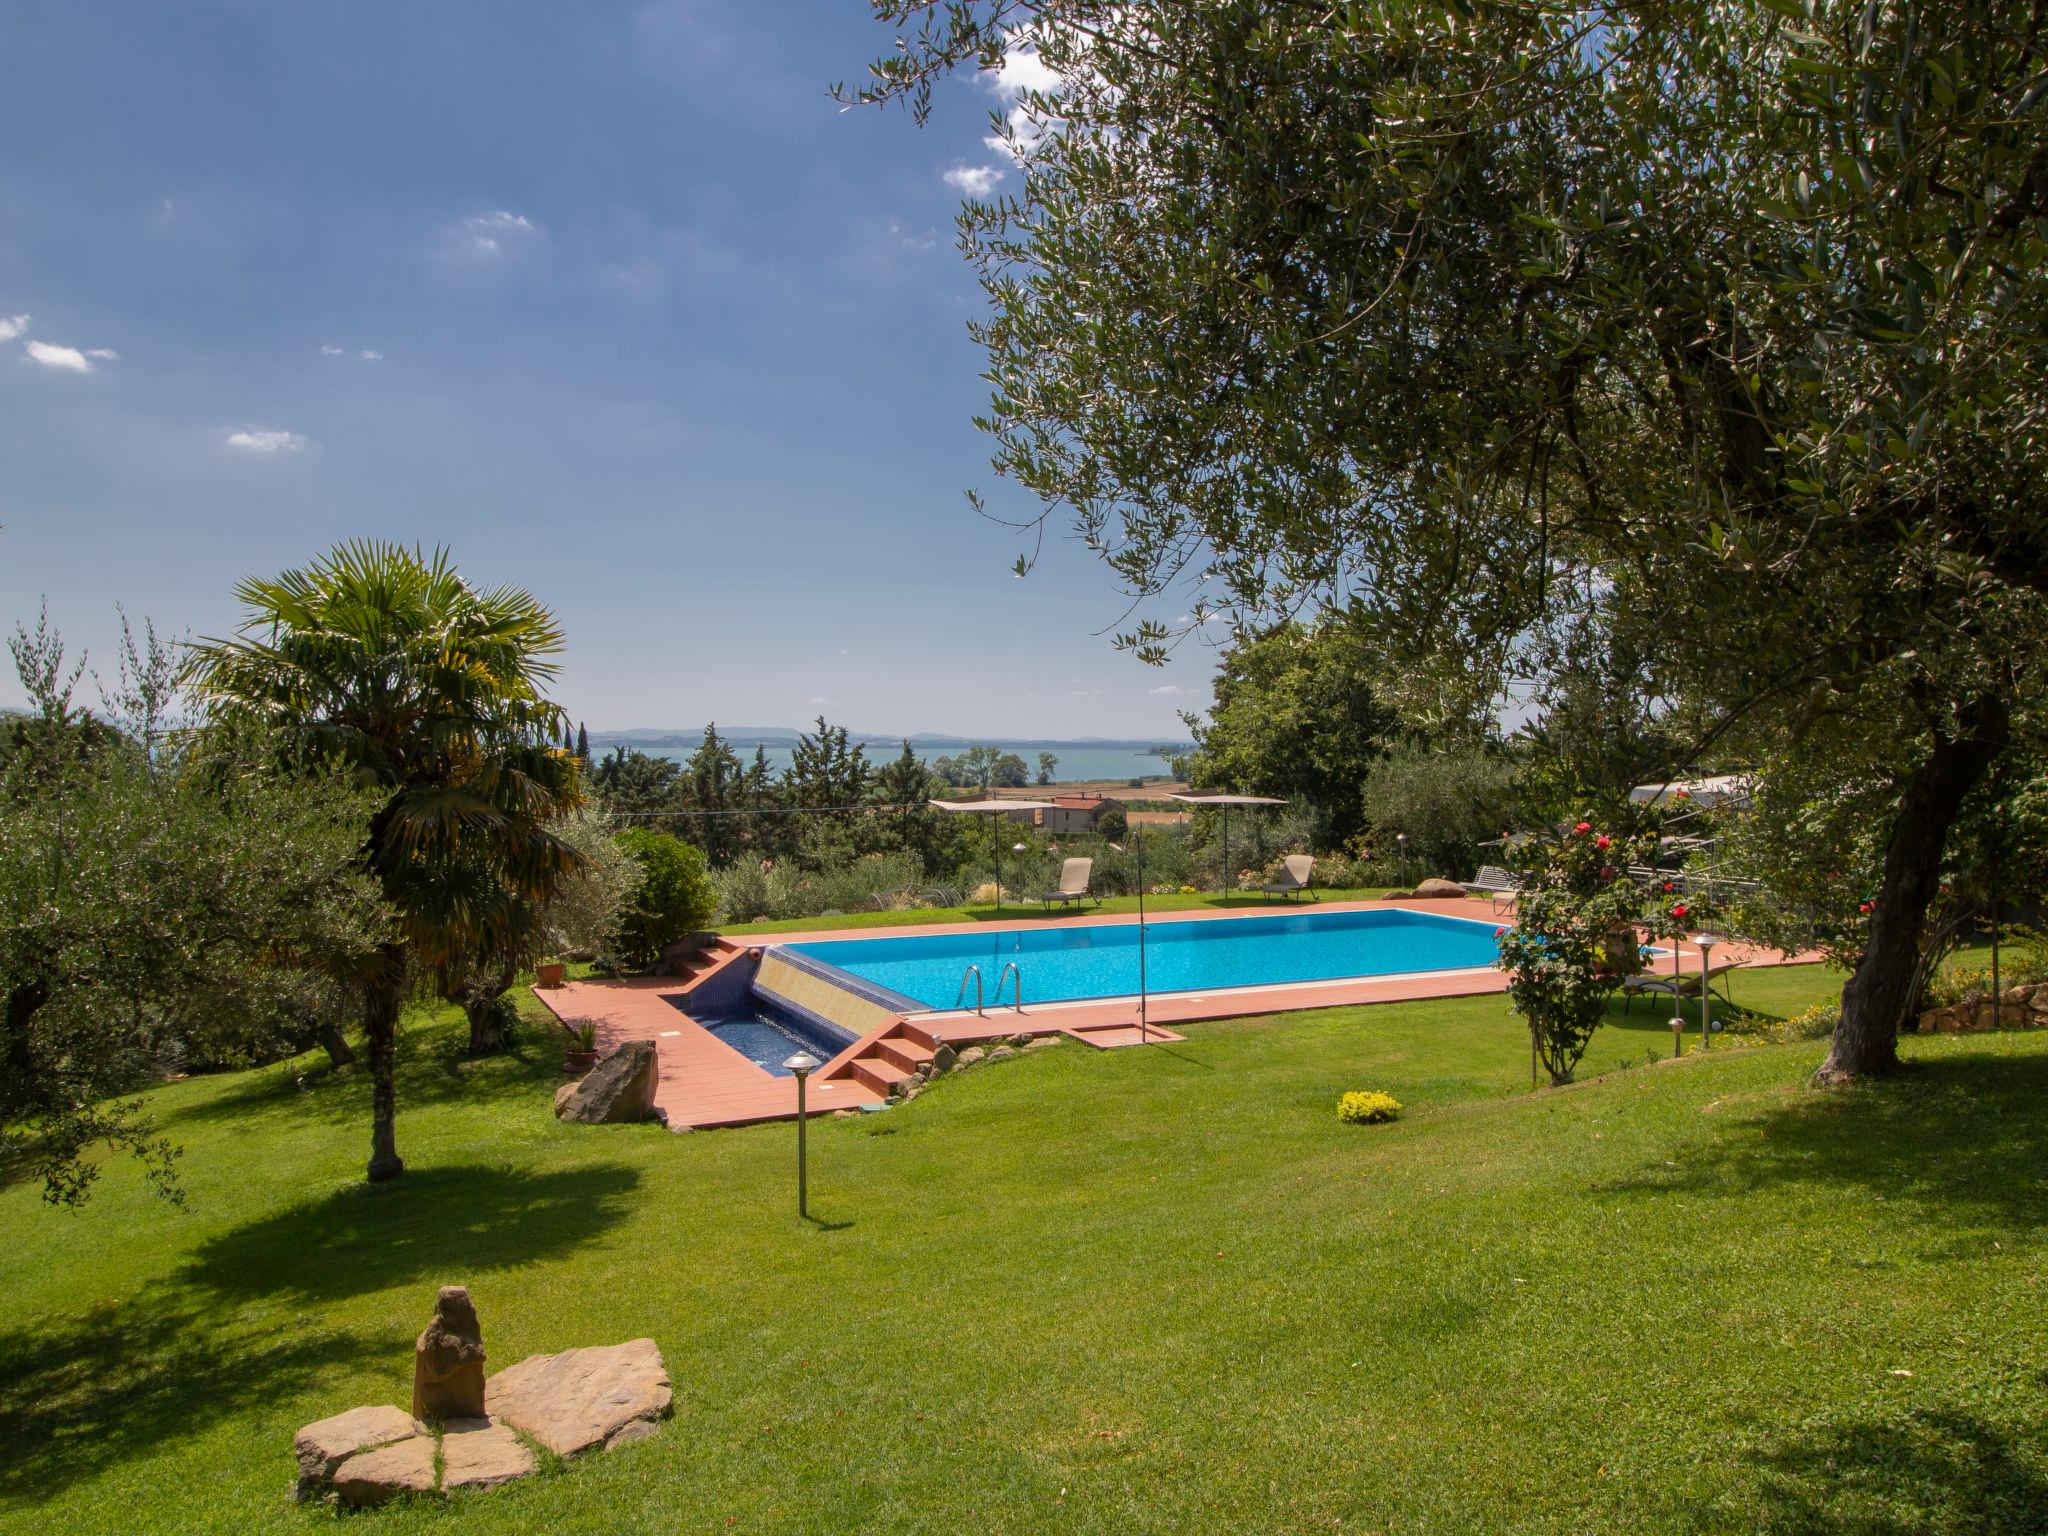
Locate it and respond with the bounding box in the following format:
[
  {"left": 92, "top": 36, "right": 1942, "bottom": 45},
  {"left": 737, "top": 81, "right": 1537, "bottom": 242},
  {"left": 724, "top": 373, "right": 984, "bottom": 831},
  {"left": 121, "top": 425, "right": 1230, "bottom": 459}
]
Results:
[{"left": 2, "top": 967, "right": 2045, "bottom": 1535}]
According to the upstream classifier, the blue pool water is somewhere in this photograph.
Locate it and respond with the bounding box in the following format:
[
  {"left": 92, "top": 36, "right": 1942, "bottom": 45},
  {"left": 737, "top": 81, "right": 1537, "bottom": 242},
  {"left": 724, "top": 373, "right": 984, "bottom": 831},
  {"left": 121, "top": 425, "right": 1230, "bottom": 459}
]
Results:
[
  {"left": 671, "top": 997, "right": 855, "bottom": 1075},
  {"left": 787, "top": 908, "right": 1503, "bottom": 1011}
]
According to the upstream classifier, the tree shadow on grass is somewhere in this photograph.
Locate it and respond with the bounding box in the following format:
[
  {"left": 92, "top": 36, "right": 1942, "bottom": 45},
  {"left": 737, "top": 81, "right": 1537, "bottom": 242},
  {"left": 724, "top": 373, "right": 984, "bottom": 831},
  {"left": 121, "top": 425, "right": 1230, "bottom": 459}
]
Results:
[
  {"left": 179, "top": 1162, "right": 642, "bottom": 1303},
  {"left": 0, "top": 1292, "right": 378, "bottom": 1503},
  {"left": 160, "top": 1028, "right": 557, "bottom": 1133},
  {"left": 1750, "top": 1407, "right": 2048, "bottom": 1534},
  {"left": 1592, "top": 1052, "right": 2048, "bottom": 1235}
]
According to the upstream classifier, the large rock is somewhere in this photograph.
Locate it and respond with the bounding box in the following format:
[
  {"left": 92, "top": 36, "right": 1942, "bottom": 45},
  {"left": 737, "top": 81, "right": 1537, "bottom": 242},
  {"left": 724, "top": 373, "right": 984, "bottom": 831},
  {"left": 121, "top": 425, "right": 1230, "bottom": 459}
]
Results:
[
  {"left": 555, "top": 1040, "right": 660, "bottom": 1124},
  {"left": 293, "top": 1404, "right": 423, "bottom": 1498},
  {"left": 487, "top": 1339, "right": 672, "bottom": 1457},
  {"left": 1410, "top": 877, "right": 1469, "bottom": 899},
  {"left": 331, "top": 1431, "right": 438, "bottom": 1507},
  {"left": 441, "top": 1416, "right": 539, "bottom": 1491},
  {"left": 413, "top": 1285, "right": 487, "bottom": 1422}
]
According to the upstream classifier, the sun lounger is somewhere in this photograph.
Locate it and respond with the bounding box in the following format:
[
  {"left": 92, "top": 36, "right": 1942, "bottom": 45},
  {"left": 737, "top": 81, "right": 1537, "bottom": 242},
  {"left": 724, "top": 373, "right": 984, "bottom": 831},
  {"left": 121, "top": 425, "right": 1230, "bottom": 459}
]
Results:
[
  {"left": 1461, "top": 864, "right": 1523, "bottom": 913},
  {"left": 1039, "top": 857, "right": 1098, "bottom": 911},
  {"left": 1258, "top": 854, "right": 1317, "bottom": 902},
  {"left": 1621, "top": 959, "right": 1741, "bottom": 1012}
]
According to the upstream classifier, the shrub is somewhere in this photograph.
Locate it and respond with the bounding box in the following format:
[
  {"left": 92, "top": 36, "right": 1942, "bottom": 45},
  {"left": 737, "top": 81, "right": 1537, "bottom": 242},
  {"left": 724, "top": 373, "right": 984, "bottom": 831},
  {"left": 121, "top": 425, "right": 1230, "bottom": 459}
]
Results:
[
  {"left": 614, "top": 829, "right": 718, "bottom": 967},
  {"left": 1337, "top": 1090, "right": 1403, "bottom": 1124}
]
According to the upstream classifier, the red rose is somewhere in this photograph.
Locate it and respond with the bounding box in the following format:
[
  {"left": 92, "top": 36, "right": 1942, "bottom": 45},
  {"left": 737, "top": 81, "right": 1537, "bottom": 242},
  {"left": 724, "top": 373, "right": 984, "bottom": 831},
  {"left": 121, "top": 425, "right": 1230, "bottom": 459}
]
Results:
[
  {"left": 1672, "top": 903, "right": 1689, "bottom": 919},
  {"left": 1573, "top": 821, "right": 1592, "bottom": 835},
  {"left": 1859, "top": 901, "right": 1872, "bottom": 913},
  {"left": 1494, "top": 926, "right": 1507, "bottom": 938},
  {"left": 1662, "top": 882, "right": 1675, "bottom": 893},
  {"left": 1595, "top": 834, "right": 1612, "bottom": 850}
]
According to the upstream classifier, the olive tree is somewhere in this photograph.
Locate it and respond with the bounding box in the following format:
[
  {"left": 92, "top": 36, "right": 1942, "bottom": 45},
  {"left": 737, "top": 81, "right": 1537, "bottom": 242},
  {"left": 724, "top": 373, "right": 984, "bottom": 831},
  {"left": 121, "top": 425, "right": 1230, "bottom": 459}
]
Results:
[{"left": 853, "top": 0, "right": 2048, "bottom": 1080}]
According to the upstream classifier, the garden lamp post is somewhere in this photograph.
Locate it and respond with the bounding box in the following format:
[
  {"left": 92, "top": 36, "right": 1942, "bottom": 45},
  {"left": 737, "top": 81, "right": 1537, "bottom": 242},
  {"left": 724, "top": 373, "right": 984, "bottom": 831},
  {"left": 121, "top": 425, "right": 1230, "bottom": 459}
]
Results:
[
  {"left": 1670, "top": 1015, "right": 1686, "bottom": 1060},
  {"left": 1396, "top": 832, "right": 1410, "bottom": 883},
  {"left": 1694, "top": 934, "right": 1722, "bottom": 1051},
  {"left": 784, "top": 1052, "right": 820, "bottom": 1218}
]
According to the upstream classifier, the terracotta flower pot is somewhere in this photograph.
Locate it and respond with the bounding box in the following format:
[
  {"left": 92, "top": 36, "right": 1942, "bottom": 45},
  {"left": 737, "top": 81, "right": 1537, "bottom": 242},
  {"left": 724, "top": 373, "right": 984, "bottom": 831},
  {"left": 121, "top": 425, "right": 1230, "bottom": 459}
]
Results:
[
  {"left": 563, "top": 1049, "right": 599, "bottom": 1076},
  {"left": 536, "top": 961, "right": 566, "bottom": 989}
]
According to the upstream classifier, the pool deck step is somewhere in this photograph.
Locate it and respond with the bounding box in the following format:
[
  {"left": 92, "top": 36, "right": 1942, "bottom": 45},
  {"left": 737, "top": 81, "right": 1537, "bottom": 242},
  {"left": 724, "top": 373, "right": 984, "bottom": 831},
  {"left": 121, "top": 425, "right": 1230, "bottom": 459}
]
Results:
[
  {"left": 874, "top": 1036, "right": 934, "bottom": 1073},
  {"left": 849, "top": 1054, "right": 914, "bottom": 1096},
  {"left": 1061, "top": 1021, "right": 1188, "bottom": 1049}
]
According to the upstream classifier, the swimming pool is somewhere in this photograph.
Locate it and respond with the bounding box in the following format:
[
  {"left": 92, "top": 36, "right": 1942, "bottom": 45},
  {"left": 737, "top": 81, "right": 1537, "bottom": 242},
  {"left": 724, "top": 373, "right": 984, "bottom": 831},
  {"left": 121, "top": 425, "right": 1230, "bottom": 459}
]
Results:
[
  {"left": 670, "top": 996, "right": 856, "bottom": 1075},
  {"left": 785, "top": 908, "right": 1503, "bottom": 1012}
]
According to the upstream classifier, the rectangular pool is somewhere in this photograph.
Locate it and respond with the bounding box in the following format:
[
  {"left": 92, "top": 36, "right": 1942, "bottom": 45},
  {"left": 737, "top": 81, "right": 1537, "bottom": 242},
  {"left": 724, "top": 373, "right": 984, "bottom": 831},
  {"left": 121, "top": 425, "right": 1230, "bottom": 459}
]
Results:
[{"left": 785, "top": 908, "right": 1502, "bottom": 1012}]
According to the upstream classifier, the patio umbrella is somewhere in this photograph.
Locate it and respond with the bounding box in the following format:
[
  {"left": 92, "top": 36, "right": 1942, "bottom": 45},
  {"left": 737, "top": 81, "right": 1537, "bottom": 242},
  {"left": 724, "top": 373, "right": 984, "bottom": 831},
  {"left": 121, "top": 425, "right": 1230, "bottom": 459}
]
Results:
[
  {"left": 1169, "top": 792, "right": 1289, "bottom": 902},
  {"left": 929, "top": 797, "right": 1058, "bottom": 914}
]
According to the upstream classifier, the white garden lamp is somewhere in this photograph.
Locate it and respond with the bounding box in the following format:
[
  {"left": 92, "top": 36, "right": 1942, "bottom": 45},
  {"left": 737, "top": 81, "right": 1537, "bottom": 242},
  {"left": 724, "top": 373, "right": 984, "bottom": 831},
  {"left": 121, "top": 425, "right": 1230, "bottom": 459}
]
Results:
[
  {"left": 784, "top": 1052, "right": 820, "bottom": 1218},
  {"left": 1694, "top": 934, "right": 1723, "bottom": 1051}
]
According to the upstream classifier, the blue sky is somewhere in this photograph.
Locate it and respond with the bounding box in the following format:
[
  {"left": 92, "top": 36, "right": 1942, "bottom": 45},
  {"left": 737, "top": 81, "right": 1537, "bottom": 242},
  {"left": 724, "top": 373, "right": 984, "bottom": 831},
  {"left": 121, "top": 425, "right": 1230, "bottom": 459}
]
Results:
[{"left": 0, "top": 2, "right": 1215, "bottom": 739}]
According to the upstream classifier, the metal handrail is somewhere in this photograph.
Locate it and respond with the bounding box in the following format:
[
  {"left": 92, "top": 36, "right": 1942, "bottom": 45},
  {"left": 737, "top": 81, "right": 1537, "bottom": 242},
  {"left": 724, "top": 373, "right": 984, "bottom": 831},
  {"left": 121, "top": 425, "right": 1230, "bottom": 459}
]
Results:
[
  {"left": 995, "top": 962, "right": 1024, "bottom": 1013},
  {"left": 955, "top": 964, "right": 984, "bottom": 1016}
]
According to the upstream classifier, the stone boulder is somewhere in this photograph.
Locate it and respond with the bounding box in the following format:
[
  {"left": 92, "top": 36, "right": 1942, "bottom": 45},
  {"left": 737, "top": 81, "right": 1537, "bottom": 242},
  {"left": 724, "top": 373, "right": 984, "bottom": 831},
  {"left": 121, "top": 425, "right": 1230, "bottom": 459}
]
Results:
[
  {"left": 956, "top": 1046, "right": 987, "bottom": 1067},
  {"left": 441, "top": 1417, "right": 539, "bottom": 1491},
  {"left": 414, "top": 1285, "right": 487, "bottom": 1421},
  {"left": 1410, "top": 877, "right": 1469, "bottom": 899},
  {"left": 1024, "top": 1035, "right": 1061, "bottom": 1051},
  {"left": 331, "top": 1431, "right": 438, "bottom": 1508},
  {"left": 487, "top": 1338, "right": 673, "bottom": 1457},
  {"left": 555, "top": 1040, "right": 659, "bottom": 1124},
  {"left": 293, "top": 1404, "right": 424, "bottom": 1499}
]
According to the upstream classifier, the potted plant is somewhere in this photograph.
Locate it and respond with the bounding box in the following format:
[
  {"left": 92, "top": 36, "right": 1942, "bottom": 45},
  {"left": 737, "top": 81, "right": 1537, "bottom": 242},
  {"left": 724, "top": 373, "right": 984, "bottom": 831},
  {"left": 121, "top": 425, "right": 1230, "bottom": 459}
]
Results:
[
  {"left": 562, "top": 1020, "right": 599, "bottom": 1075},
  {"left": 536, "top": 954, "right": 566, "bottom": 989}
]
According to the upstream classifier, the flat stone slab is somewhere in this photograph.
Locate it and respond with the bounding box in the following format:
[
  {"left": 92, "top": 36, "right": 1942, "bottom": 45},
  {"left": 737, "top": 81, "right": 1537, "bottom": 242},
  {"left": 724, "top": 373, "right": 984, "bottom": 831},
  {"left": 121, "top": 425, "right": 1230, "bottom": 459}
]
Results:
[
  {"left": 332, "top": 1431, "right": 438, "bottom": 1507},
  {"left": 293, "top": 1404, "right": 424, "bottom": 1497},
  {"left": 441, "top": 1416, "right": 538, "bottom": 1491},
  {"left": 487, "top": 1338, "right": 671, "bottom": 1456}
]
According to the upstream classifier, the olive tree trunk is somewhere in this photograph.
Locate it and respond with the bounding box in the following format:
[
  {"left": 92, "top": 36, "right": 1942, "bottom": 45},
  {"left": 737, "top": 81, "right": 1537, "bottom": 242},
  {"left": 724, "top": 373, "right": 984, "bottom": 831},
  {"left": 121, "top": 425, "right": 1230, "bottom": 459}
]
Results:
[
  {"left": 363, "top": 944, "right": 406, "bottom": 1182},
  {"left": 463, "top": 960, "right": 518, "bottom": 1058},
  {"left": 1820, "top": 697, "right": 2008, "bottom": 1084}
]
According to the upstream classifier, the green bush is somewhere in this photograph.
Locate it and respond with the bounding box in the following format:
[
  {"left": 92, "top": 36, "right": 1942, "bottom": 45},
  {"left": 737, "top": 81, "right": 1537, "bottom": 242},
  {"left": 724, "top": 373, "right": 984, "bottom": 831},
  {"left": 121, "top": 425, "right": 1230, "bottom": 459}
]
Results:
[
  {"left": 1337, "top": 1090, "right": 1403, "bottom": 1124},
  {"left": 614, "top": 829, "right": 718, "bottom": 967}
]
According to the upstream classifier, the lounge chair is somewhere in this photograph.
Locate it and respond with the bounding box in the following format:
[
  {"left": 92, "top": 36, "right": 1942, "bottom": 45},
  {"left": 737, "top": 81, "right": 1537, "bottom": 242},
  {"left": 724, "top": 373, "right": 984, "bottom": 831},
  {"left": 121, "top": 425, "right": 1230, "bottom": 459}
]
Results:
[
  {"left": 1621, "top": 959, "right": 1741, "bottom": 1013},
  {"left": 1461, "top": 864, "right": 1523, "bottom": 913},
  {"left": 1258, "top": 854, "right": 1317, "bottom": 902},
  {"left": 1039, "top": 857, "right": 1098, "bottom": 911}
]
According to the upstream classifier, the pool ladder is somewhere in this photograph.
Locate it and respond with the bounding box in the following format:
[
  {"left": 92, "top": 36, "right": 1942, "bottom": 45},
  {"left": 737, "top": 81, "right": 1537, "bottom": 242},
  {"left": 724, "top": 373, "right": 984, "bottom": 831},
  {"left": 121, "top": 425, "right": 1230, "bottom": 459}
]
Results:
[
  {"left": 955, "top": 963, "right": 1026, "bottom": 1016},
  {"left": 994, "top": 962, "right": 1024, "bottom": 1013}
]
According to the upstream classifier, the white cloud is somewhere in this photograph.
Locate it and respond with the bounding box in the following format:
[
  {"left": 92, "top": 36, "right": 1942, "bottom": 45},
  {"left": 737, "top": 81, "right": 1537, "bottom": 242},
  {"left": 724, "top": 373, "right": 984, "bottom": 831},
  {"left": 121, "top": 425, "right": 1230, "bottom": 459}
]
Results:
[
  {"left": 320, "top": 344, "right": 345, "bottom": 356},
  {"left": 980, "top": 39, "right": 1065, "bottom": 162},
  {"left": 886, "top": 218, "right": 937, "bottom": 253},
  {"left": 85, "top": 348, "right": 117, "bottom": 360},
  {"left": 942, "top": 164, "right": 1004, "bottom": 196},
  {"left": 443, "top": 209, "right": 542, "bottom": 262},
  {"left": 0, "top": 314, "right": 29, "bottom": 342},
  {"left": 1066, "top": 687, "right": 1103, "bottom": 697},
  {"left": 360, "top": 349, "right": 383, "bottom": 361},
  {"left": 1148, "top": 684, "right": 1191, "bottom": 697},
  {"left": 24, "top": 340, "right": 101, "bottom": 373},
  {"left": 225, "top": 428, "right": 308, "bottom": 454}
]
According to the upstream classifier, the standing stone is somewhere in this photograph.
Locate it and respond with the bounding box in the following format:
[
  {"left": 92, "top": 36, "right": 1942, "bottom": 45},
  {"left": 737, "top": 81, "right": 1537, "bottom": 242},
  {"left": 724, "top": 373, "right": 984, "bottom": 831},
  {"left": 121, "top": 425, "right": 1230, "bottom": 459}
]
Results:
[
  {"left": 555, "top": 1039, "right": 660, "bottom": 1124},
  {"left": 1411, "top": 877, "right": 1468, "bottom": 899},
  {"left": 413, "top": 1285, "right": 487, "bottom": 1422},
  {"left": 928, "top": 1042, "right": 958, "bottom": 1074}
]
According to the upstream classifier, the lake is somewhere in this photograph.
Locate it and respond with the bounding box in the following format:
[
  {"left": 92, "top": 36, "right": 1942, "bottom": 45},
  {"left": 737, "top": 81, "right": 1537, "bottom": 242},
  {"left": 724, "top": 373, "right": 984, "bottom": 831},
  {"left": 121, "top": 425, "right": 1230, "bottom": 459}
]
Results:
[{"left": 640, "top": 741, "right": 1187, "bottom": 784}]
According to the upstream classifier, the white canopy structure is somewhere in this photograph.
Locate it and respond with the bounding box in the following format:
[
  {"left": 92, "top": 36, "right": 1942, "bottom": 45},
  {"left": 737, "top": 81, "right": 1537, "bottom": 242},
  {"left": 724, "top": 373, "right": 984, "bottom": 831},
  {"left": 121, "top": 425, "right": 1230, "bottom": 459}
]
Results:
[
  {"left": 1628, "top": 774, "right": 1753, "bottom": 812},
  {"left": 929, "top": 797, "right": 1059, "bottom": 913},
  {"left": 1170, "top": 791, "right": 1289, "bottom": 902}
]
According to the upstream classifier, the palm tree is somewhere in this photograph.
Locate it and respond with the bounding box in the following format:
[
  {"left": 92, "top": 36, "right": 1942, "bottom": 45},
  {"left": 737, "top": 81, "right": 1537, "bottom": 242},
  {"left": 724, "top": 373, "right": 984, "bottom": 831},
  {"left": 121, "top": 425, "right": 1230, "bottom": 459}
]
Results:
[{"left": 191, "top": 541, "right": 582, "bottom": 1181}]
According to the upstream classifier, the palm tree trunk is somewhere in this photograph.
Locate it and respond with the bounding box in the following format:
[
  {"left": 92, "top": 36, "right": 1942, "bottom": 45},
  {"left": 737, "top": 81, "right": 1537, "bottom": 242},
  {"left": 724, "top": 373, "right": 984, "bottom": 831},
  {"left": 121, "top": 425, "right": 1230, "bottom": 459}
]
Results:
[
  {"left": 464, "top": 960, "right": 518, "bottom": 1058},
  {"left": 1819, "top": 697, "right": 2007, "bottom": 1084},
  {"left": 364, "top": 944, "right": 406, "bottom": 1182}
]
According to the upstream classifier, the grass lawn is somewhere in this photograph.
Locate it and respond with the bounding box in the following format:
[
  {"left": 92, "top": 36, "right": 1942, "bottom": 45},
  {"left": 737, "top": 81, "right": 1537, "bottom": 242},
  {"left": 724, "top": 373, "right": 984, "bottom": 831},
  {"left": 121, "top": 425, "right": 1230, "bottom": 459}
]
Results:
[{"left": 3, "top": 963, "right": 2045, "bottom": 1533}]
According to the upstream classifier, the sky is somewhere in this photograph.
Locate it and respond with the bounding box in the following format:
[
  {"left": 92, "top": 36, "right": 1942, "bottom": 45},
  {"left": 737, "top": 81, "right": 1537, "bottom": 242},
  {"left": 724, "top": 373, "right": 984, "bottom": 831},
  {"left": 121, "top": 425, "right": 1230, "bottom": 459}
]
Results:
[{"left": 0, "top": 2, "right": 1218, "bottom": 739}]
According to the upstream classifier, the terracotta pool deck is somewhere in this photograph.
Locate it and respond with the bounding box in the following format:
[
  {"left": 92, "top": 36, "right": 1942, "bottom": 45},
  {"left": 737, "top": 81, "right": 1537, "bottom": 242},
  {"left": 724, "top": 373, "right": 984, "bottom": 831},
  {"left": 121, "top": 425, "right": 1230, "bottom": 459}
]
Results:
[{"left": 535, "top": 896, "right": 1820, "bottom": 1132}]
